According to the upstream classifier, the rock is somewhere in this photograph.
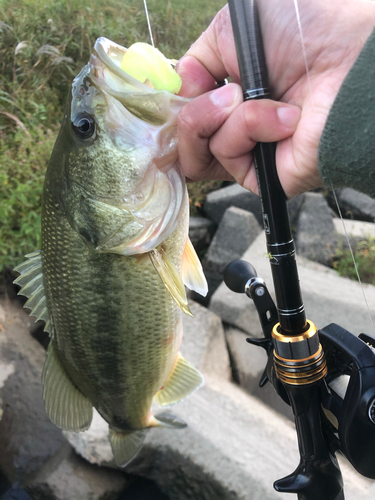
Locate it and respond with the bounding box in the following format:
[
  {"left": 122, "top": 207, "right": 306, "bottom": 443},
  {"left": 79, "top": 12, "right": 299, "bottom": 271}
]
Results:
[
  {"left": 0, "top": 267, "right": 19, "bottom": 300},
  {"left": 203, "top": 183, "right": 304, "bottom": 228},
  {"left": 296, "top": 192, "right": 344, "bottom": 267},
  {"left": 204, "top": 184, "right": 263, "bottom": 226},
  {"left": 210, "top": 231, "right": 375, "bottom": 337},
  {"left": 63, "top": 410, "right": 114, "bottom": 468},
  {"left": 335, "top": 188, "right": 375, "bottom": 222},
  {"left": 181, "top": 301, "right": 231, "bottom": 379},
  {"left": 65, "top": 375, "right": 375, "bottom": 500},
  {"left": 203, "top": 207, "right": 262, "bottom": 301},
  {"left": 333, "top": 217, "right": 375, "bottom": 239},
  {"left": 1, "top": 488, "right": 33, "bottom": 500},
  {"left": 26, "top": 447, "right": 129, "bottom": 500},
  {"left": 0, "top": 469, "right": 11, "bottom": 496},
  {"left": 287, "top": 194, "right": 305, "bottom": 228},
  {"left": 0, "top": 300, "right": 66, "bottom": 484},
  {"left": 225, "top": 326, "right": 294, "bottom": 421},
  {"left": 123, "top": 477, "right": 171, "bottom": 499},
  {"left": 188, "top": 217, "right": 216, "bottom": 253}
]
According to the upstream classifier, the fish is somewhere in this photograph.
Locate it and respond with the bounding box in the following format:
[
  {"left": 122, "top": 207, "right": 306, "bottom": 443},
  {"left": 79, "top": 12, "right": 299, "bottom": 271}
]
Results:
[{"left": 13, "top": 37, "right": 208, "bottom": 467}]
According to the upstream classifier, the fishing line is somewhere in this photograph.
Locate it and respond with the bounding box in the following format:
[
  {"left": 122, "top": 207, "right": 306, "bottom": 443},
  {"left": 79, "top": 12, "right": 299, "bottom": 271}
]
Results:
[
  {"left": 143, "top": 0, "right": 155, "bottom": 48},
  {"left": 293, "top": 0, "right": 374, "bottom": 334},
  {"left": 142, "top": 0, "right": 164, "bottom": 84},
  {"left": 293, "top": 0, "right": 314, "bottom": 105},
  {"left": 331, "top": 183, "right": 375, "bottom": 334}
]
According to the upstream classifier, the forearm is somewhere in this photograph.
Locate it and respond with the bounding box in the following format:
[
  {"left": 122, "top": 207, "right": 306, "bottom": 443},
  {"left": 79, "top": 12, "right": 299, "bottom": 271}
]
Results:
[{"left": 318, "top": 28, "right": 375, "bottom": 199}]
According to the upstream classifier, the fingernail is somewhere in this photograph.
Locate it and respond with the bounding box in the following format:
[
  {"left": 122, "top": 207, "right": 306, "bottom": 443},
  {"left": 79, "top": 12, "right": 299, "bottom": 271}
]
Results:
[
  {"left": 277, "top": 106, "right": 301, "bottom": 128},
  {"left": 210, "top": 85, "right": 237, "bottom": 108}
]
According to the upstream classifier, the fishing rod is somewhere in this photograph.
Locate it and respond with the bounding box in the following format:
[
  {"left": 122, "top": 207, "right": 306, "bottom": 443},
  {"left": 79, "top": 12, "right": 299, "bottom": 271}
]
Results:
[{"left": 224, "top": 1, "right": 375, "bottom": 499}]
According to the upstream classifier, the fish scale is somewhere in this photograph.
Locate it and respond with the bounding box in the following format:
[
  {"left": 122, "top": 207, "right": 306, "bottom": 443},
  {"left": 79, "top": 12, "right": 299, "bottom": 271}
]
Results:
[{"left": 42, "top": 203, "right": 186, "bottom": 429}]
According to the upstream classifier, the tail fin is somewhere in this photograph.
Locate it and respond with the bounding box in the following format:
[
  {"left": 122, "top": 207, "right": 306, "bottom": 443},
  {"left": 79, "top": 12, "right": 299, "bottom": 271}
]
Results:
[{"left": 108, "top": 428, "right": 146, "bottom": 467}]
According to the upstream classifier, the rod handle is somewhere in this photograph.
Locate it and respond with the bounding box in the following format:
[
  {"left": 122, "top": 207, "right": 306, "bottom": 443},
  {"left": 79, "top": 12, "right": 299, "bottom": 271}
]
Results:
[{"left": 274, "top": 383, "right": 344, "bottom": 500}]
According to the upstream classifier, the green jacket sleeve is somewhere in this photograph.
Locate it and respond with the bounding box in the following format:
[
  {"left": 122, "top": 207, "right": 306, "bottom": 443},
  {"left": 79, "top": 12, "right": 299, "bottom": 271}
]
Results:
[{"left": 318, "top": 29, "right": 375, "bottom": 198}]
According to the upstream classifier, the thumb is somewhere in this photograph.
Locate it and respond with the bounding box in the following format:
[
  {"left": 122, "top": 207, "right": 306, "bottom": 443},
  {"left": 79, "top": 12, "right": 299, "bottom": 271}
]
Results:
[{"left": 208, "top": 98, "right": 302, "bottom": 193}]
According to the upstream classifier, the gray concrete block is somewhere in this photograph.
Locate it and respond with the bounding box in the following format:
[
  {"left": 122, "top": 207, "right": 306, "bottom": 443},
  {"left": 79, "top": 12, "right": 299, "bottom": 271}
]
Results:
[
  {"left": 296, "top": 192, "right": 344, "bottom": 267},
  {"left": 210, "top": 231, "right": 375, "bottom": 337},
  {"left": 210, "top": 280, "right": 261, "bottom": 337},
  {"left": 337, "top": 188, "right": 375, "bottom": 222},
  {"left": 333, "top": 217, "right": 375, "bottom": 239},
  {"left": 287, "top": 194, "right": 305, "bottom": 227},
  {"left": 182, "top": 300, "right": 231, "bottom": 379},
  {"left": 64, "top": 377, "right": 374, "bottom": 500},
  {"left": 204, "top": 183, "right": 304, "bottom": 229},
  {"left": 204, "top": 184, "right": 263, "bottom": 226},
  {"left": 26, "top": 447, "right": 129, "bottom": 500},
  {"left": 0, "top": 300, "right": 66, "bottom": 484},
  {"left": 225, "top": 326, "right": 294, "bottom": 421},
  {"left": 203, "top": 207, "right": 262, "bottom": 300},
  {"left": 1, "top": 488, "right": 33, "bottom": 500},
  {"left": 204, "top": 207, "right": 261, "bottom": 274},
  {"left": 188, "top": 217, "right": 216, "bottom": 253}
]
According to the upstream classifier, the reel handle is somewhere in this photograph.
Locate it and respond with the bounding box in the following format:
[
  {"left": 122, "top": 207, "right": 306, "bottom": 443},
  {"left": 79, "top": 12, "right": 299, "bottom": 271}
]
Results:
[{"left": 223, "top": 259, "right": 257, "bottom": 294}]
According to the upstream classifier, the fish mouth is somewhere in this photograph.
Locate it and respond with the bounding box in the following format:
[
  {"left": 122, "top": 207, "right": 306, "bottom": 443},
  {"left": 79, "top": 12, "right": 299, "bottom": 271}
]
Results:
[
  {"left": 88, "top": 37, "right": 188, "bottom": 126},
  {"left": 91, "top": 37, "right": 149, "bottom": 94},
  {"left": 71, "top": 37, "right": 188, "bottom": 126}
]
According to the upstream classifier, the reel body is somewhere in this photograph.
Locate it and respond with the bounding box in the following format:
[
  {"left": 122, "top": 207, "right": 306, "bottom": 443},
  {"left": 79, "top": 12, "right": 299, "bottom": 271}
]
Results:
[{"left": 320, "top": 324, "right": 375, "bottom": 478}]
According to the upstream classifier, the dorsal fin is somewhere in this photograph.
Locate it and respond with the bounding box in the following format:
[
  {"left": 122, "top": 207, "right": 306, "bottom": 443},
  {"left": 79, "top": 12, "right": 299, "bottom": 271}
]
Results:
[{"left": 13, "top": 250, "right": 52, "bottom": 335}]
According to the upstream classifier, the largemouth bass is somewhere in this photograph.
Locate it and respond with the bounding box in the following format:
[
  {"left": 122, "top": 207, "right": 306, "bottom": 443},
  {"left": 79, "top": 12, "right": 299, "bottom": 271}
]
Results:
[{"left": 14, "top": 37, "right": 207, "bottom": 467}]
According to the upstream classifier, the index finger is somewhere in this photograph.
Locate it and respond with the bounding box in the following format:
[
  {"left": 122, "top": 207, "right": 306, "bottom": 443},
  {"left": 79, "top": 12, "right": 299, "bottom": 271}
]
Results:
[{"left": 177, "top": 5, "right": 240, "bottom": 97}]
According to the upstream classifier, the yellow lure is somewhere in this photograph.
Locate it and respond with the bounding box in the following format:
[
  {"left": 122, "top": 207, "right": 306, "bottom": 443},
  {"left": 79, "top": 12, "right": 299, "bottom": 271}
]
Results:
[{"left": 120, "top": 42, "right": 182, "bottom": 94}]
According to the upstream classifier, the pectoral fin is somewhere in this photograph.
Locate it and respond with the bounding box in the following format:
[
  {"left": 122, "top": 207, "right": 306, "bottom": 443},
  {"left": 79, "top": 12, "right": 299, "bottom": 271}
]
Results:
[
  {"left": 182, "top": 237, "right": 208, "bottom": 297},
  {"left": 109, "top": 428, "right": 146, "bottom": 467},
  {"left": 42, "top": 341, "right": 93, "bottom": 432},
  {"left": 149, "top": 248, "right": 192, "bottom": 317},
  {"left": 155, "top": 353, "right": 204, "bottom": 406},
  {"left": 13, "top": 250, "right": 53, "bottom": 335}
]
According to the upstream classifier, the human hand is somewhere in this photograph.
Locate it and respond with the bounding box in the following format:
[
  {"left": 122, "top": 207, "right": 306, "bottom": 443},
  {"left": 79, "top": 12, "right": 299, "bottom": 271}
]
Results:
[{"left": 176, "top": 0, "right": 375, "bottom": 198}]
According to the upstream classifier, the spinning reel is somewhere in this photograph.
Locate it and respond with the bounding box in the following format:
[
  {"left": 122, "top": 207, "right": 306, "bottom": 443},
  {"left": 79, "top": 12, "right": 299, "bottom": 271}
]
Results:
[{"left": 226, "top": 0, "right": 375, "bottom": 498}]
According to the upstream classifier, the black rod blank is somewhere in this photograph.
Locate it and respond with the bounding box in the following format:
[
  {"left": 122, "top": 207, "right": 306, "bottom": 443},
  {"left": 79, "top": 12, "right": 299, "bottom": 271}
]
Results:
[
  {"left": 228, "top": 0, "right": 269, "bottom": 99},
  {"left": 227, "top": 0, "right": 307, "bottom": 334}
]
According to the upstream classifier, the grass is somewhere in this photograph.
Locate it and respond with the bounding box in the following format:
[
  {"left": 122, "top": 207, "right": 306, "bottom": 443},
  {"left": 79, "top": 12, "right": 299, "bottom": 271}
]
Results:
[
  {"left": 333, "top": 237, "right": 375, "bottom": 286},
  {"left": 0, "top": 0, "right": 226, "bottom": 268}
]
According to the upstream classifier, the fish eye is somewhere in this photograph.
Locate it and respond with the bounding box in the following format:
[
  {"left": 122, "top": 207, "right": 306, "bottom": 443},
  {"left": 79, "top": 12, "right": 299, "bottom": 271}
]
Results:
[{"left": 72, "top": 113, "right": 95, "bottom": 139}]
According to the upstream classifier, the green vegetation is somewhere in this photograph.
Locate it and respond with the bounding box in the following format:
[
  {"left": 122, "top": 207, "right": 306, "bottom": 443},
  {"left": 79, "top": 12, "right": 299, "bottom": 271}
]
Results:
[
  {"left": 333, "top": 237, "right": 375, "bottom": 286},
  {"left": 0, "top": 0, "right": 225, "bottom": 267}
]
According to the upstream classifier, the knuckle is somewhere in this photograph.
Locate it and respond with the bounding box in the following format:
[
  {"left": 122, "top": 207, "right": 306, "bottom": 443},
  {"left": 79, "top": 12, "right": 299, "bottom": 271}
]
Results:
[
  {"left": 242, "top": 101, "right": 258, "bottom": 129},
  {"left": 177, "top": 104, "right": 198, "bottom": 134}
]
